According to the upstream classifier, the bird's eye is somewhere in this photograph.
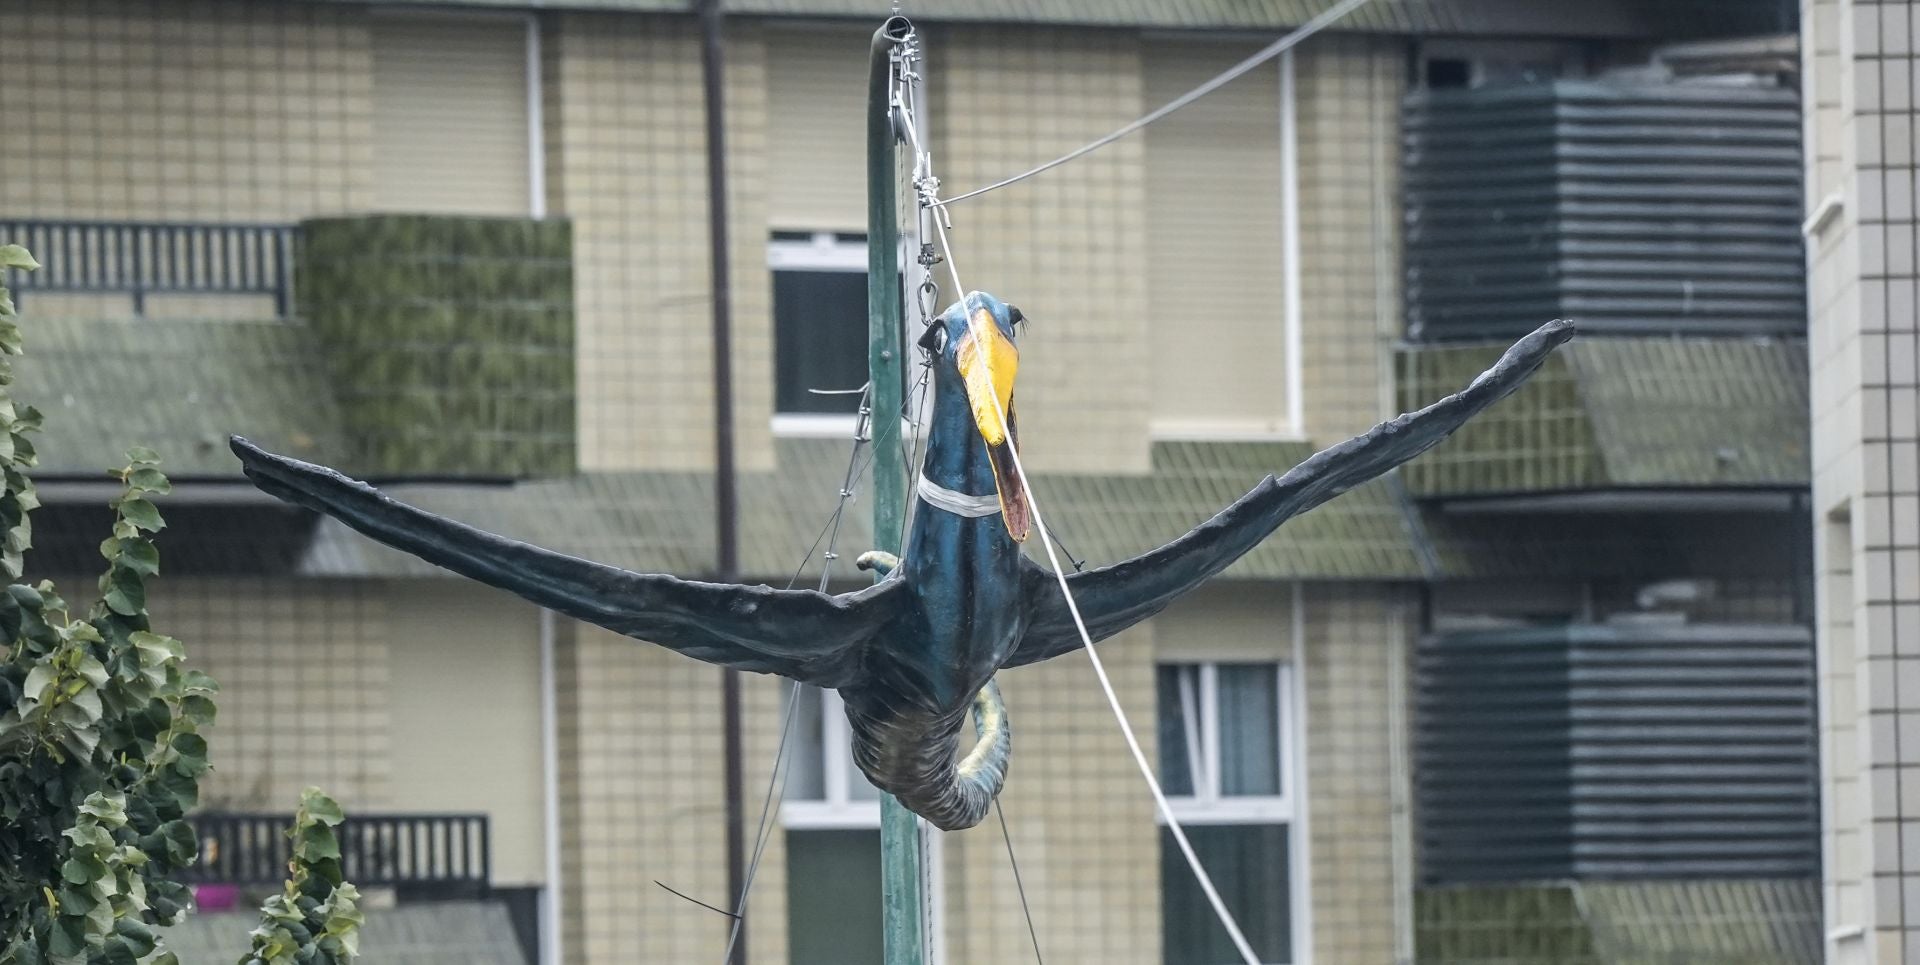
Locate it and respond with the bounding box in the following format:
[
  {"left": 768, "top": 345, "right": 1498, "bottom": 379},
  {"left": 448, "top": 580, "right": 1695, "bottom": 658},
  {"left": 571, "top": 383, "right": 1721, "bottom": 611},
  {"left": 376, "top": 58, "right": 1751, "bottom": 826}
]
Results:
[{"left": 917, "top": 324, "right": 947, "bottom": 354}]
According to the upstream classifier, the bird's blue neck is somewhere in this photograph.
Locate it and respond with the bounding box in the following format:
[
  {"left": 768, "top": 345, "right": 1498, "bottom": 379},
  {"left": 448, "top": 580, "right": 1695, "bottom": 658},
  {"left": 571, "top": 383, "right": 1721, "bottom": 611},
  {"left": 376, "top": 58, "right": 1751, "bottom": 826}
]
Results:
[{"left": 918, "top": 373, "right": 999, "bottom": 497}]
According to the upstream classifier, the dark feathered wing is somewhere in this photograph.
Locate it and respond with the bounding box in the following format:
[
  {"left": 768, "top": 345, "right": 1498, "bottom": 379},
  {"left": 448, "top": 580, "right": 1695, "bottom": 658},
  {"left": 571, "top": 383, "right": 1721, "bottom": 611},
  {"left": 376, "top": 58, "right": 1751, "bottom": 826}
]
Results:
[
  {"left": 1007, "top": 320, "right": 1573, "bottom": 668},
  {"left": 231, "top": 438, "right": 904, "bottom": 687}
]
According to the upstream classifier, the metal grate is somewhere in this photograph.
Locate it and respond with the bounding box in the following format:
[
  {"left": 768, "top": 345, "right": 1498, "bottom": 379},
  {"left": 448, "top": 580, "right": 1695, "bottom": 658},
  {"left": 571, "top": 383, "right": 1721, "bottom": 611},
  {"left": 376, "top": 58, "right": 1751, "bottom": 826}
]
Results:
[
  {"left": 1403, "top": 80, "right": 1805, "bottom": 340},
  {"left": 1415, "top": 621, "right": 1818, "bottom": 885},
  {"left": 0, "top": 219, "right": 297, "bottom": 317}
]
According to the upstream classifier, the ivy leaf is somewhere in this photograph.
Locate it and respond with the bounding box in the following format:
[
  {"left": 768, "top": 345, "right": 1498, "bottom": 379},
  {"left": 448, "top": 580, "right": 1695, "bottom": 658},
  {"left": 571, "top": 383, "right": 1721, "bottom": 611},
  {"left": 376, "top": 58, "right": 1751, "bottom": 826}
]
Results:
[
  {"left": 0, "top": 245, "right": 39, "bottom": 271},
  {"left": 123, "top": 447, "right": 159, "bottom": 465},
  {"left": 129, "top": 631, "right": 179, "bottom": 666},
  {"left": 115, "top": 538, "right": 159, "bottom": 577},
  {"left": 22, "top": 662, "right": 55, "bottom": 701},
  {"left": 126, "top": 467, "right": 170, "bottom": 495},
  {"left": 103, "top": 570, "right": 144, "bottom": 617},
  {"left": 181, "top": 694, "right": 216, "bottom": 726},
  {"left": 300, "top": 788, "right": 345, "bottom": 827},
  {"left": 297, "top": 823, "right": 341, "bottom": 862},
  {"left": 115, "top": 498, "right": 163, "bottom": 533},
  {"left": 168, "top": 732, "right": 207, "bottom": 772},
  {"left": 149, "top": 819, "right": 196, "bottom": 868}
]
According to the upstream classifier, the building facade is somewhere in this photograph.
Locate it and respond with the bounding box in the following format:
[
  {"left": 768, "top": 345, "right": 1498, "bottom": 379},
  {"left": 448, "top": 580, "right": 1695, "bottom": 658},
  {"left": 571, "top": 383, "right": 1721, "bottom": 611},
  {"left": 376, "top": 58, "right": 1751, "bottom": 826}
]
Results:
[
  {"left": 1804, "top": 1, "right": 1920, "bottom": 963},
  {"left": 0, "top": 1, "right": 1805, "bottom": 963}
]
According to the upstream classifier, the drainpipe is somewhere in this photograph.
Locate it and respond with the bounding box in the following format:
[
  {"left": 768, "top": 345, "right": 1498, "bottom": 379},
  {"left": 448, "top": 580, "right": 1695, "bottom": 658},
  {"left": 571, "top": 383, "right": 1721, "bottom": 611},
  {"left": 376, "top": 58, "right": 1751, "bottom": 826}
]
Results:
[
  {"left": 538, "top": 608, "right": 563, "bottom": 965},
  {"left": 693, "top": 0, "right": 748, "bottom": 961}
]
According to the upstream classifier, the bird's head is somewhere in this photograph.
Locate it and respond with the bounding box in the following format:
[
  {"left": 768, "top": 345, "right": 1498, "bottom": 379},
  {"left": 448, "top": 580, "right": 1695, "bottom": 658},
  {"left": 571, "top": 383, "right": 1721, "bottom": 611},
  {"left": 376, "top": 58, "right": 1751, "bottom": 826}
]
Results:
[{"left": 918, "top": 291, "right": 1030, "bottom": 542}]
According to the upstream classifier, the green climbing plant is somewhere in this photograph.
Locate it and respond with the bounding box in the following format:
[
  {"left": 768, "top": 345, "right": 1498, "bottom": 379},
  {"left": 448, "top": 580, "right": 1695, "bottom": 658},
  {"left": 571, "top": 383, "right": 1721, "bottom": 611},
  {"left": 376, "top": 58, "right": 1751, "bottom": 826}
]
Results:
[
  {"left": 0, "top": 245, "right": 365, "bottom": 964},
  {"left": 237, "top": 788, "right": 364, "bottom": 965}
]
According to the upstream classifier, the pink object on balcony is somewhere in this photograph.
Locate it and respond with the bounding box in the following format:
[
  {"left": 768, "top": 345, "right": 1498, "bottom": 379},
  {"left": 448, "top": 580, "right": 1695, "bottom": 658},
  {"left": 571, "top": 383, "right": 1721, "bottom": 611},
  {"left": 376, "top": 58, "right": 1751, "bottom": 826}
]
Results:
[{"left": 193, "top": 883, "right": 240, "bottom": 912}]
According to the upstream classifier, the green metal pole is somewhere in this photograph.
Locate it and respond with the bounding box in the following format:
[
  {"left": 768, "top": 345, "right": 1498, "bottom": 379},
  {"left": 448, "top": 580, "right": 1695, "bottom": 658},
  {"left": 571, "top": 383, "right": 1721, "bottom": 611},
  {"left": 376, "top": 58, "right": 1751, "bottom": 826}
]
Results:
[{"left": 868, "top": 15, "right": 924, "bottom": 965}]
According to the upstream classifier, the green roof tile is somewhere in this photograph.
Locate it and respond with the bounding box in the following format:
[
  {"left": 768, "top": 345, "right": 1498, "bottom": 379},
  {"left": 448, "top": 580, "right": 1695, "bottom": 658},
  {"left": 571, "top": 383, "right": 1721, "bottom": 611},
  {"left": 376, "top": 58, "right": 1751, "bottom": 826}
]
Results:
[
  {"left": 299, "top": 437, "right": 1430, "bottom": 582},
  {"left": 16, "top": 316, "right": 347, "bottom": 478},
  {"left": 1400, "top": 336, "right": 1809, "bottom": 498},
  {"left": 302, "top": 0, "right": 1785, "bottom": 38}
]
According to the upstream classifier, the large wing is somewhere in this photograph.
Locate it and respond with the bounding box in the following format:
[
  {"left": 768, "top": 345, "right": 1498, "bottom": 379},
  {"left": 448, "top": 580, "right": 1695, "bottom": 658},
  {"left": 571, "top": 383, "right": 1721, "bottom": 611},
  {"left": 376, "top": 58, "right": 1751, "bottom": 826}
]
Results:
[
  {"left": 1008, "top": 320, "right": 1572, "bottom": 668},
  {"left": 232, "top": 437, "right": 905, "bottom": 686}
]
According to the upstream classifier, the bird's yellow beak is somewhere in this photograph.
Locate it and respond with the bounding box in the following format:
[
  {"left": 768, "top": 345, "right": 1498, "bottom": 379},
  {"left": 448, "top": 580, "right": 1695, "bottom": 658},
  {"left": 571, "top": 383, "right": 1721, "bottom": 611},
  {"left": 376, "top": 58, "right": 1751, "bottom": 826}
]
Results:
[{"left": 956, "top": 308, "right": 1030, "bottom": 542}]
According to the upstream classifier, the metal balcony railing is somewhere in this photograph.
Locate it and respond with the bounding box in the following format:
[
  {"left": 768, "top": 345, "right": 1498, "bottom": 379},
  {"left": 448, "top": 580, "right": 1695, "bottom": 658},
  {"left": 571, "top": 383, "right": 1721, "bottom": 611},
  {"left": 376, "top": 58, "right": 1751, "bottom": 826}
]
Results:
[
  {"left": 185, "top": 812, "right": 491, "bottom": 895},
  {"left": 0, "top": 219, "right": 297, "bottom": 317}
]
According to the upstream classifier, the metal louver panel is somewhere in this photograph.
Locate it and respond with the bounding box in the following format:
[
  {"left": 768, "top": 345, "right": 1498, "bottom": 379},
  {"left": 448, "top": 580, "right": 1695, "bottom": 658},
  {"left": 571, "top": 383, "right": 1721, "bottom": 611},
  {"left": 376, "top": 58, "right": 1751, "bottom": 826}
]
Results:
[
  {"left": 1403, "top": 81, "right": 1805, "bottom": 340},
  {"left": 372, "top": 15, "right": 531, "bottom": 217},
  {"left": 767, "top": 28, "right": 869, "bottom": 232},
  {"left": 1144, "top": 42, "right": 1287, "bottom": 432},
  {"left": 1415, "top": 622, "right": 1817, "bottom": 885}
]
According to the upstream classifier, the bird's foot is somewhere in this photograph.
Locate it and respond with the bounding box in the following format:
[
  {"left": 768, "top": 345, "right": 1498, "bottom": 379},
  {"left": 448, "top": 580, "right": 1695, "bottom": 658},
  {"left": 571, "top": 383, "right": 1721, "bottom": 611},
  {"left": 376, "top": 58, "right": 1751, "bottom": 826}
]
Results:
[{"left": 855, "top": 551, "right": 899, "bottom": 576}]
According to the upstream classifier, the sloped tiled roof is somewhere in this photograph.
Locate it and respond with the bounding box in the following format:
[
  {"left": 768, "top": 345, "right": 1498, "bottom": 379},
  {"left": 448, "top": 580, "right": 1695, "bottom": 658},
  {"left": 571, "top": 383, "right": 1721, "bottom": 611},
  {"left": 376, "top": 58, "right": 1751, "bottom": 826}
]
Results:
[
  {"left": 302, "top": 0, "right": 1788, "bottom": 39},
  {"left": 17, "top": 316, "right": 346, "bottom": 477},
  {"left": 1399, "top": 336, "right": 1809, "bottom": 498},
  {"left": 1415, "top": 879, "right": 1820, "bottom": 965},
  {"left": 20, "top": 317, "right": 1806, "bottom": 584},
  {"left": 301, "top": 437, "right": 1429, "bottom": 582},
  {"left": 161, "top": 900, "right": 529, "bottom": 965}
]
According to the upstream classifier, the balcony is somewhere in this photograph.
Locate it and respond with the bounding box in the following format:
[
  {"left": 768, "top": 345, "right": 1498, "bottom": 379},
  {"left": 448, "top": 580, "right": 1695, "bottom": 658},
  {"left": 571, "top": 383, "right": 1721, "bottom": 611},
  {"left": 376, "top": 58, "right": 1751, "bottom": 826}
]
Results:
[
  {"left": 1403, "top": 80, "right": 1806, "bottom": 341},
  {"left": 184, "top": 811, "right": 492, "bottom": 898},
  {"left": 0, "top": 219, "right": 297, "bottom": 319},
  {"left": 0, "top": 214, "right": 576, "bottom": 480}
]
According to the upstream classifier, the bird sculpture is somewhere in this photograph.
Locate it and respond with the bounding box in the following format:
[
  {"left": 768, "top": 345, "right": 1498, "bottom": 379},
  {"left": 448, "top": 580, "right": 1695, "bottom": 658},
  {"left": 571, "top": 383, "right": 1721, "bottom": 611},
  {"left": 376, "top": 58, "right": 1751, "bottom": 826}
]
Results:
[{"left": 231, "top": 292, "right": 1571, "bottom": 831}]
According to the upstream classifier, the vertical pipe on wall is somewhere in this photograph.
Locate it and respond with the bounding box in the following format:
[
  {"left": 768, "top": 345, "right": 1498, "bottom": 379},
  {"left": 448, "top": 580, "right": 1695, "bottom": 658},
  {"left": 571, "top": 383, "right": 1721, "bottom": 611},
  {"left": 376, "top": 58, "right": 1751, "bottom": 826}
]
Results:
[
  {"left": 694, "top": 0, "right": 748, "bottom": 960},
  {"left": 525, "top": 13, "right": 547, "bottom": 220},
  {"left": 1280, "top": 49, "right": 1304, "bottom": 438},
  {"left": 1387, "top": 595, "right": 1415, "bottom": 965},
  {"left": 1289, "top": 581, "right": 1314, "bottom": 965},
  {"left": 538, "top": 608, "right": 563, "bottom": 965}
]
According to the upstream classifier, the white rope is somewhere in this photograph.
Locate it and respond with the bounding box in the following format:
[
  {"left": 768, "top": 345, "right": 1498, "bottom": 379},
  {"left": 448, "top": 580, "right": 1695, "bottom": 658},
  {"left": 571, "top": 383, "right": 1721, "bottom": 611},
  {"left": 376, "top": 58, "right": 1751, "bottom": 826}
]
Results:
[
  {"left": 935, "top": 0, "right": 1375, "bottom": 208},
  {"left": 900, "top": 91, "right": 1267, "bottom": 963}
]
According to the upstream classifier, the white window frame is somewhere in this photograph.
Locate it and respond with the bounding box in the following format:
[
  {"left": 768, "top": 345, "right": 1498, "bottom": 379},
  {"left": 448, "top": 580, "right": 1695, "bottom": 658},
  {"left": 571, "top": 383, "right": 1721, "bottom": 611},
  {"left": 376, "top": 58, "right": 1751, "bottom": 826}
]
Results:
[
  {"left": 1158, "top": 661, "right": 1295, "bottom": 826},
  {"left": 780, "top": 685, "right": 882, "bottom": 830},
  {"left": 768, "top": 232, "right": 929, "bottom": 440},
  {"left": 769, "top": 232, "right": 870, "bottom": 437}
]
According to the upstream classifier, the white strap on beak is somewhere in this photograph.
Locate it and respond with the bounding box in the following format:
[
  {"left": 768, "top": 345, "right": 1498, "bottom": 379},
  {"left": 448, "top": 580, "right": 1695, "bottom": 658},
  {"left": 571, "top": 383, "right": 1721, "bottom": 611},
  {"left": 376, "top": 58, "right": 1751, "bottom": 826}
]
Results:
[{"left": 917, "top": 475, "right": 1001, "bottom": 518}]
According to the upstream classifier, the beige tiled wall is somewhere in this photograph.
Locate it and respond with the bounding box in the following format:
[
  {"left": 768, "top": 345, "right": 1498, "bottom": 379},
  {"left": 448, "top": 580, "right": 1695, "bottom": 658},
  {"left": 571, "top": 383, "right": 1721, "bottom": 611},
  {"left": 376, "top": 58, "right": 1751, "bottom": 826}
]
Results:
[
  {"left": 555, "top": 622, "right": 736, "bottom": 963},
  {"left": 1296, "top": 35, "right": 1407, "bottom": 442},
  {"left": 947, "top": 624, "right": 1162, "bottom": 964},
  {"left": 1806, "top": 1, "right": 1920, "bottom": 962},
  {"left": 1, "top": 0, "right": 373, "bottom": 221},
  {"left": 147, "top": 577, "right": 392, "bottom": 812},
  {"left": 544, "top": 14, "right": 777, "bottom": 473},
  {"left": 1303, "top": 582, "right": 1414, "bottom": 965},
  {"left": 932, "top": 26, "right": 1153, "bottom": 473}
]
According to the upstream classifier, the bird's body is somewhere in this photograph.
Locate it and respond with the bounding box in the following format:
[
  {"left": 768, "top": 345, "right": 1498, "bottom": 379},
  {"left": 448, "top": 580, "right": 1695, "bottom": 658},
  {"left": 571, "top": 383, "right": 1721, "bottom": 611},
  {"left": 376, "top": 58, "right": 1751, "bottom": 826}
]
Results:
[{"left": 231, "top": 292, "right": 1571, "bottom": 830}]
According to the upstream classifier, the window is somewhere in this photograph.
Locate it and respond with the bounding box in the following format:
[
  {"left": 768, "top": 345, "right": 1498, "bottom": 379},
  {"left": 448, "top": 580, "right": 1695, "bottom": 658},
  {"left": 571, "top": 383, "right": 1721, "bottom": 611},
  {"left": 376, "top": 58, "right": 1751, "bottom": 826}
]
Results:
[
  {"left": 782, "top": 684, "right": 883, "bottom": 825},
  {"left": 1157, "top": 662, "right": 1295, "bottom": 965},
  {"left": 770, "top": 232, "right": 871, "bottom": 429},
  {"left": 782, "top": 684, "right": 883, "bottom": 965},
  {"left": 769, "top": 232, "right": 911, "bottom": 434}
]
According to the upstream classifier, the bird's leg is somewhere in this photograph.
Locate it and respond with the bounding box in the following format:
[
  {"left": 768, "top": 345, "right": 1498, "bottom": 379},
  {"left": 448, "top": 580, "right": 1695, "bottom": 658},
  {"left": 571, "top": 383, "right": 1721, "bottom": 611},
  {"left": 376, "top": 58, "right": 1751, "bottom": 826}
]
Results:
[{"left": 855, "top": 550, "right": 900, "bottom": 576}]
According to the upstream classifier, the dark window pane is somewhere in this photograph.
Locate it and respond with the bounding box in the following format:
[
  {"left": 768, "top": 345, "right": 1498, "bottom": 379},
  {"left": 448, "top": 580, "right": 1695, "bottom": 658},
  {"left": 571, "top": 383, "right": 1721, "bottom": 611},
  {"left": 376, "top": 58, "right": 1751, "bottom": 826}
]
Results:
[
  {"left": 774, "top": 270, "right": 869, "bottom": 414},
  {"left": 1217, "top": 664, "right": 1280, "bottom": 797},
  {"left": 1425, "top": 57, "right": 1471, "bottom": 89},
  {"left": 1161, "top": 824, "right": 1291, "bottom": 965},
  {"left": 1156, "top": 665, "right": 1198, "bottom": 797},
  {"left": 786, "top": 829, "right": 883, "bottom": 965}
]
